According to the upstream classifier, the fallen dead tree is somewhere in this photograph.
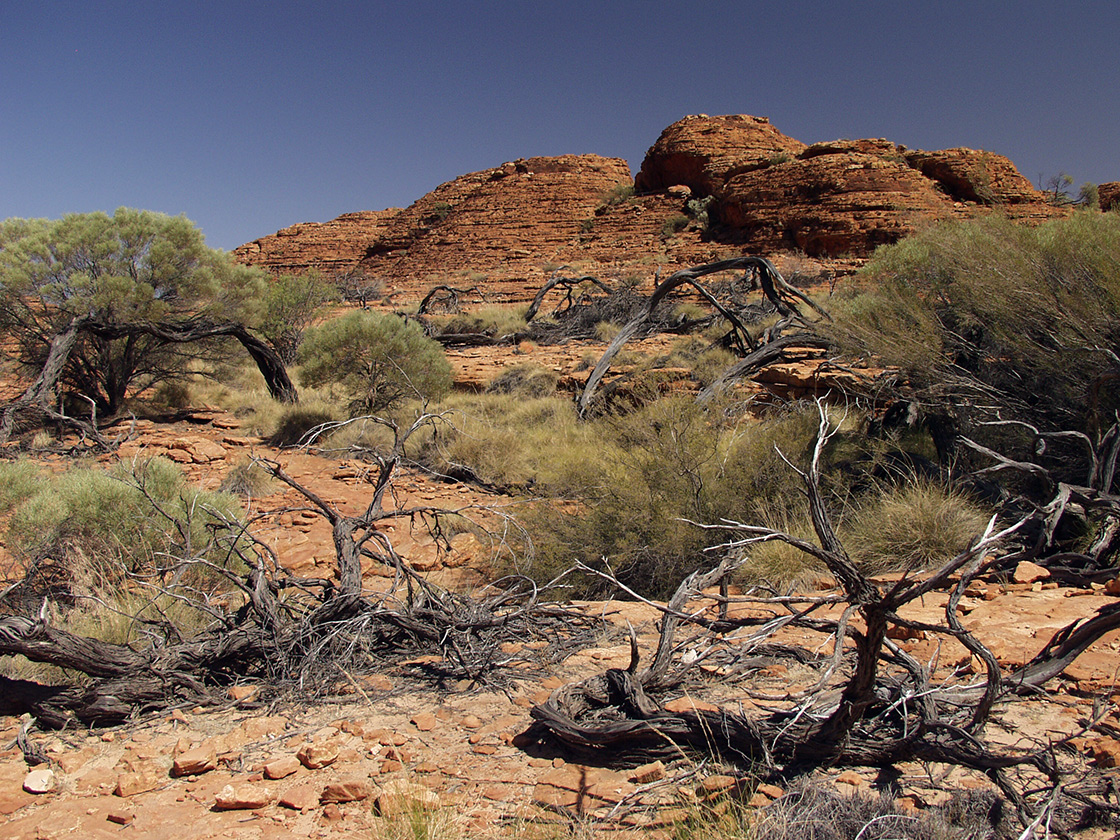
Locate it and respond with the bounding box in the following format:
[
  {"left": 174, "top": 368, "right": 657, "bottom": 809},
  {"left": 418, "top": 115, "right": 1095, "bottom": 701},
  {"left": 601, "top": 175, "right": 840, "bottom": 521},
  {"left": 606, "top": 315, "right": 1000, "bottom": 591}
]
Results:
[
  {"left": 528, "top": 401, "right": 1120, "bottom": 830},
  {"left": 577, "top": 257, "right": 831, "bottom": 416},
  {"left": 0, "top": 412, "right": 602, "bottom": 728}
]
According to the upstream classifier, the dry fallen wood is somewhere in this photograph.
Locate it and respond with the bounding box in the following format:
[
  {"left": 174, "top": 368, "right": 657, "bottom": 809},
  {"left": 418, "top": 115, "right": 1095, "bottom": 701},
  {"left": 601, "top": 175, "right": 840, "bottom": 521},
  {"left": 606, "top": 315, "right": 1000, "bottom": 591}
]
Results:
[{"left": 527, "top": 400, "right": 1119, "bottom": 833}]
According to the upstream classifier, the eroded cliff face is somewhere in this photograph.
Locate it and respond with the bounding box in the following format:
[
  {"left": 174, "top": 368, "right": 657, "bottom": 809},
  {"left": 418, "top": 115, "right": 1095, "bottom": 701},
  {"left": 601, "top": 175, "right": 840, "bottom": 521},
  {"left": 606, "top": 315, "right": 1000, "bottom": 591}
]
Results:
[
  {"left": 639, "top": 116, "right": 1062, "bottom": 257},
  {"left": 233, "top": 210, "right": 400, "bottom": 275},
  {"left": 235, "top": 114, "right": 1070, "bottom": 299}
]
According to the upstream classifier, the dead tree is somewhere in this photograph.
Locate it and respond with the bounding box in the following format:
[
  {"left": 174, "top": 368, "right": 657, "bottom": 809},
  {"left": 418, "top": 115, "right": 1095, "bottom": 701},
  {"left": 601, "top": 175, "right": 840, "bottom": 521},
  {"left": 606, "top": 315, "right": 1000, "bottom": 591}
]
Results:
[
  {"left": 524, "top": 272, "right": 612, "bottom": 323},
  {"left": 577, "top": 257, "right": 829, "bottom": 417},
  {"left": 529, "top": 400, "right": 1120, "bottom": 829},
  {"left": 0, "top": 412, "right": 597, "bottom": 727}
]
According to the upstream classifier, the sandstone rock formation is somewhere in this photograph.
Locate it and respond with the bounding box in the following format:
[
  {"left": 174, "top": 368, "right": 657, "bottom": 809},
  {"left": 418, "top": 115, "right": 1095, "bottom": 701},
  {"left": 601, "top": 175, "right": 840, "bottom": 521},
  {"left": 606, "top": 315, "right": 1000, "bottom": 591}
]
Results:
[
  {"left": 634, "top": 114, "right": 807, "bottom": 195},
  {"left": 235, "top": 114, "right": 1077, "bottom": 296},
  {"left": 641, "top": 116, "right": 1063, "bottom": 257},
  {"left": 1099, "top": 181, "right": 1120, "bottom": 212},
  {"left": 233, "top": 210, "right": 399, "bottom": 275}
]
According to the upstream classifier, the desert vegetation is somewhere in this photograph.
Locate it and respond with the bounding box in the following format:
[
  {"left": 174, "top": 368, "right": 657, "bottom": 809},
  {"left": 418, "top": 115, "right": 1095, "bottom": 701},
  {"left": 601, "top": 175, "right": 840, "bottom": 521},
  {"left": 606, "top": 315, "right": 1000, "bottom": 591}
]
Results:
[{"left": 0, "top": 207, "right": 1118, "bottom": 836}]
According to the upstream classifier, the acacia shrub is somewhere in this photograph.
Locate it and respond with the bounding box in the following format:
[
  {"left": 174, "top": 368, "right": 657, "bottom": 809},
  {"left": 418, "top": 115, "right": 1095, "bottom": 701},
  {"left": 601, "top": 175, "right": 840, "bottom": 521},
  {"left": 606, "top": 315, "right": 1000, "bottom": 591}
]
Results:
[
  {"left": 0, "top": 209, "right": 269, "bottom": 415},
  {"left": 258, "top": 271, "right": 340, "bottom": 364},
  {"left": 4, "top": 457, "right": 244, "bottom": 591},
  {"left": 298, "top": 310, "right": 452, "bottom": 415},
  {"left": 829, "top": 213, "right": 1120, "bottom": 439},
  {"left": 524, "top": 400, "right": 824, "bottom": 597}
]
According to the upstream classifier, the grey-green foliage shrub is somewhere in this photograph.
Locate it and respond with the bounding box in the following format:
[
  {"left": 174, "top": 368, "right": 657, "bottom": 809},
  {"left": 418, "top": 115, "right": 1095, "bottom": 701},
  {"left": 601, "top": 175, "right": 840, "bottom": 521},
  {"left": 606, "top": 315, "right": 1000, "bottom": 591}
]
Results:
[
  {"left": 525, "top": 399, "right": 823, "bottom": 597},
  {"left": 0, "top": 209, "right": 269, "bottom": 415},
  {"left": 406, "top": 393, "right": 602, "bottom": 495},
  {"left": 5, "top": 457, "right": 244, "bottom": 584},
  {"left": 298, "top": 310, "right": 453, "bottom": 416},
  {"left": 0, "top": 459, "right": 45, "bottom": 513},
  {"left": 259, "top": 270, "right": 340, "bottom": 364},
  {"left": 829, "top": 213, "right": 1120, "bottom": 435}
]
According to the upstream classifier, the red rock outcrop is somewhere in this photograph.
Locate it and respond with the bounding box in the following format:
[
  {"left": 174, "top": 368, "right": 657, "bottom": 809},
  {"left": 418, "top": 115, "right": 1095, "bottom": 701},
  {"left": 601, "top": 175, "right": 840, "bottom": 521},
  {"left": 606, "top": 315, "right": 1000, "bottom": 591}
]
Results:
[
  {"left": 634, "top": 114, "right": 806, "bottom": 196},
  {"left": 1099, "top": 182, "right": 1120, "bottom": 212},
  {"left": 233, "top": 210, "right": 400, "bottom": 275},
  {"left": 903, "top": 147, "right": 1041, "bottom": 205},
  {"left": 236, "top": 114, "right": 1078, "bottom": 292},
  {"left": 636, "top": 116, "right": 1063, "bottom": 257},
  {"left": 718, "top": 150, "right": 953, "bottom": 256}
]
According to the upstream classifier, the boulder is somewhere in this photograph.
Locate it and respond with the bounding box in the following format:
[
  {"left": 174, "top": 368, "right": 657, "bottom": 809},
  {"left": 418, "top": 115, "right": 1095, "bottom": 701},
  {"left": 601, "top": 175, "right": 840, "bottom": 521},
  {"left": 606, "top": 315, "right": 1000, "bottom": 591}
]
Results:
[{"left": 635, "top": 114, "right": 807, "bottom": 195}]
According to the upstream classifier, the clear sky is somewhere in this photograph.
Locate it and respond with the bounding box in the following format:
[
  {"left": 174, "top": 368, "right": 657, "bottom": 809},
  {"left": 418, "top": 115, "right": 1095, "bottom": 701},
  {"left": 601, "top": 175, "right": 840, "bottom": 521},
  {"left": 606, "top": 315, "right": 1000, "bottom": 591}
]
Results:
[{"left": 2, "top": 1, "right": 1117, "bottom": 252}]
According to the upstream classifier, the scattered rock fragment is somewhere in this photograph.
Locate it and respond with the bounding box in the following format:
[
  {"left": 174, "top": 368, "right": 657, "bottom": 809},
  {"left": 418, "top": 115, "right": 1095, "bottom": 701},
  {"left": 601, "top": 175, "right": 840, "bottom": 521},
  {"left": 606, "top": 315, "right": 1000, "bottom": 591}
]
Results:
[
  {"left": 321, "top": 778, "right": 372, "bottom": 803},
  {"left": 214, "top": 783, "right": 273, "bottom": 810},
  {"left": 171, "top": 744, "right": 217, "bottom": 777},
  {"left": 279, "top": 784, "right": 319, "bottom": 811},
  {"left": 410, "top": 712, "right": 437, "bottom": 732},
  {"left": 23, "top": 767, "right": 56, "bottom": 794},
  {"left": 264, "top": 754, "right": 301, "bottom": 779},
  {"left": 297, "top": 740, "right": 339, "bottom": 769},
  {"left": 115, "top": 767, "right": 163, "bottom": 797},
  {"left": 1013, "top": 561, "right": 1050, "bottom": 584}
]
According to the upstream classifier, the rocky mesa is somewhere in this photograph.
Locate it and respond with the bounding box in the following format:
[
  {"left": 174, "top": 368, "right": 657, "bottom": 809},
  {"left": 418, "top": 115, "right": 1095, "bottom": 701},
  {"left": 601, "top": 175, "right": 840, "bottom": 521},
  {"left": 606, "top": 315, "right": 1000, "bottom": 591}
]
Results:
[{"left": 235, "top": 114, "right": 1066, "bottom": 300}]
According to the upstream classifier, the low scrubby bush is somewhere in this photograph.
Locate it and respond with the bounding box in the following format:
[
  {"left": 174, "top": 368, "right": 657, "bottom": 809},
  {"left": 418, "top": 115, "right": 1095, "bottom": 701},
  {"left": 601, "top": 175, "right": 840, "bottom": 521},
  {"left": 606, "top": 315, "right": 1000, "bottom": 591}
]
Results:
[
  {"left": 3, "top": 457, "right": 244, "bottom": 591},
  {"left": 299, "top": 310, "right": 453, "bottom": 415}
]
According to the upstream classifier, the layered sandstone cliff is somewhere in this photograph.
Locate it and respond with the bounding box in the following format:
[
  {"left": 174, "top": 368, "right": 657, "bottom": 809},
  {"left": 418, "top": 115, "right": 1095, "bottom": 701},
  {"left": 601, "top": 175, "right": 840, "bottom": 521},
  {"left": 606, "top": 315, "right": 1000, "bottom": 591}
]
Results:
[{"left": 236, "top": 114, "right": 1073, "bottom": 299}]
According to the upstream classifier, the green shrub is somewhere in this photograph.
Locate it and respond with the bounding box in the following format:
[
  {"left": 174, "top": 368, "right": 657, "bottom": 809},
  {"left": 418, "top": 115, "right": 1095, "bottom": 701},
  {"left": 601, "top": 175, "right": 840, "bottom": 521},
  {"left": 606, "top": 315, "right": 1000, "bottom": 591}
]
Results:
[
  {"left": 409, "top": 393, "right": 602, "bottom": 495},
  {"left": 596, "top": 182, "right": 635, "bottom": 211},
  {"left": 0, "top": 459, "right": 45, "bottom": 513},
  {"left": 219, "top": 458, "right": 276, "bottom": 498},
  {"left": 299, "top": 310, "right": 453, "bottom": 415},
  {"left": 258, "top": 270, "right": 340, "bottom": 364},
  {"left": 661, "top": 213, "right": 690, "bottom": 236},
  {"left": 430, "top": 305, "right": 527, "bottom": 338},
  {"left": 830, "top": 213, "right": 1120, "bottom": 435},
  {"left": 4, "top": 457, "right": 244, "bottom": 586},
  {"left": 523, "top": 400, "right": 823, "bottom": 597}
]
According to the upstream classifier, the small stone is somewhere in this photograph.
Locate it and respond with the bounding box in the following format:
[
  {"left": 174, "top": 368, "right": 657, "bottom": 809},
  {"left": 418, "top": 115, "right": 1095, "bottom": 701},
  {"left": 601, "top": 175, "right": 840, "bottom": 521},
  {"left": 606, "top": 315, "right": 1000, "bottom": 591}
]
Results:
[
  {"left": 836, "top": 770, "right": 863, "bottom": 787},
  {"left": 1013, "top": 561, "right": 1050, "bottom": 584},
  {"left": 628, "top": 761, "right": 666, "bottom": 784},
  {"left": 228, "top": 685, "right": 258, "bottom": 702},
  {"left": 1104, "top": 577, "right": 1120, "bottom": 596},
  {"left": 214, "top": 783, "right": 273, "bottom": 810},
  {"left": 278, "top": 784, "right": 319, "bottom": 811},
  {"left": 699, "top": 774, "right": 737, "bottom": 794},
  {"left": 1084, "top": 737, "right": 1120, "bottom": 768},
  {"left": 297, "top": 741, "right": 339, "bottom": 770},
  {"left": 115, "top": 767, "right": 163, "bottom": 797},
  {"left": 410, "top": 712, "right": 437, "bottom": 732},
  {"left": 320, "top": 779, "right": 372, "bottom": 803},
  {"left": 172, "top": 745, "right": 217, "bottom": 777},
  {"left": 107, "top": 810, "right": 135, "bottom": 825},
  {"left": 264, "top": 755, "right": 301, "bottom": 780},
  {"left": 23, "top": 767, "right": 56, "bottom": 794},
  {"left": 322, "top": 803, "right": 344, "bottom": 822},
  {"left": 756, "top": 783, "right": 785, "bottom": 799},
  {"left": 663, "top": 697, "right": 720, "bottom": 714}
]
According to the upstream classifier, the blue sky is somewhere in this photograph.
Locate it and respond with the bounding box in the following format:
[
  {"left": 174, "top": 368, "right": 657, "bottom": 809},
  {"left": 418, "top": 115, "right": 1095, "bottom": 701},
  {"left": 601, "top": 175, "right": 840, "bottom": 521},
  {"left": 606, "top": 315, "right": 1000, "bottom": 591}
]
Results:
[{"left": 2, "top": 1, "right": 1117, "bottom": 251}]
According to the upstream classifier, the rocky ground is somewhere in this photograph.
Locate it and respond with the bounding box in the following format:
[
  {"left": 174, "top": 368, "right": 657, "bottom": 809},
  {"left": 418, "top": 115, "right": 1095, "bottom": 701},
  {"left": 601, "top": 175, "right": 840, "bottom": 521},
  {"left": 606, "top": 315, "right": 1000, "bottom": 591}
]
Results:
[{"left": 2, "top": 347, "right": 1119, "bottom": 839}]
